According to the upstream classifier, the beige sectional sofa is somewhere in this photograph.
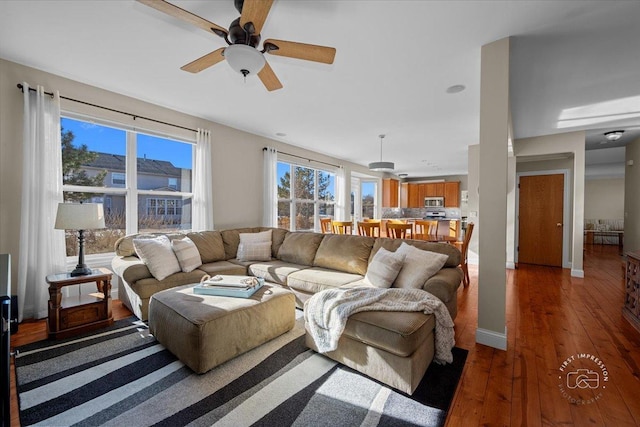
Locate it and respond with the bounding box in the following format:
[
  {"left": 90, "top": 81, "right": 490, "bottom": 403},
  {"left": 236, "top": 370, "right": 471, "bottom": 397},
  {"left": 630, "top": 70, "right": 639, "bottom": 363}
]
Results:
[{"left": 112, "top": 226, "right": 463, "bottom": 394}]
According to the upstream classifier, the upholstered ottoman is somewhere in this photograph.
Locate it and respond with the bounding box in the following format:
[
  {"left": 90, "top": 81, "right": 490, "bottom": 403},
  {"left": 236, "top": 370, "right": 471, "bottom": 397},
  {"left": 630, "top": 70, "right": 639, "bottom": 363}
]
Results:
[
  {"left": 305, "top": 311, "right": 436, "bottom": 395},
  {"left": 149, "top": 283, "right": 296, "bottom": 373}
]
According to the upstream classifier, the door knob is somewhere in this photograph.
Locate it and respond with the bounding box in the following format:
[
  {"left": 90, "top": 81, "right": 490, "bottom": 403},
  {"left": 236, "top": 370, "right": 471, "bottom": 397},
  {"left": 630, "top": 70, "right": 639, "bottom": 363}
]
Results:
[{"left": 556, "top": 223, "right": 563, "bottom": 227}]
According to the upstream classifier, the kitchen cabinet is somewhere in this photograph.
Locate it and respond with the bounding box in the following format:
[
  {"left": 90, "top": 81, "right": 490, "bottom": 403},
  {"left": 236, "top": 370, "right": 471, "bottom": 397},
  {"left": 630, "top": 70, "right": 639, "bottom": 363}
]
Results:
[
  {"left": 444, "top": 182, "right": 460, "bottom": 207},
  {"left": 382, "top": 178, "right": 399, "bottom": 207},
  {"left": 400, "top": 183, "right": 409, "bottom": 208},
  {"left": 408, "top": 184, "right": 420, "bottom": 208}
]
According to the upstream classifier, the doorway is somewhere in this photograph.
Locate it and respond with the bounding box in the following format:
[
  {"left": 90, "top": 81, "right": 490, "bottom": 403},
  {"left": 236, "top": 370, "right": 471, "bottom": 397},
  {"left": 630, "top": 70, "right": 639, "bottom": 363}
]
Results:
[{"left": 516, "top": 172, "right": 569, "bottom": 267}]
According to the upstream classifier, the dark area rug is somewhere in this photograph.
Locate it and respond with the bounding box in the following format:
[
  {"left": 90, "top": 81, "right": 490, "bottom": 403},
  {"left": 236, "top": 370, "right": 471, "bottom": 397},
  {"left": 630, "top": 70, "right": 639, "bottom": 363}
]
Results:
[{"left": 15, "top": 316, "right": 467, "bottom": 427}]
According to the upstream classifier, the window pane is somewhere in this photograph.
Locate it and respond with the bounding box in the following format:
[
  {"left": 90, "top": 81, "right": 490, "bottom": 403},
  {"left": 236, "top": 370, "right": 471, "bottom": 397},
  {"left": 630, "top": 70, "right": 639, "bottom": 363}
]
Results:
[
  {"left": 319, "top": 203, "right": 334, "bottom": 217},
  {"left": 295, "top": 202, "right": 315, "bottom": 231},
  {"left": 277, "top": 162, "right": 290, "bottom": 199},
  {"left": 278, "top": 201, "right": 291, "bottom": 230},
  {"left": 61, "top": 117, "right": 126, "bottom": 200},
  {"left": 61, "top": 192, "right": 126, "bottom": 256},
  {"left": 294, "top": 166, "right": 314, "bottom": 200},
  {"left": 362, "top": 182, "right": 376, "bottom": 219},
  {"left": 318, "top": 171, "right": 335, "bottom": 202},
  {"left": 137, "top": 134, "right": 192, "bottom": 192},
  {"left": 138, "top": 195, "right": 191, "bottom": 232}
]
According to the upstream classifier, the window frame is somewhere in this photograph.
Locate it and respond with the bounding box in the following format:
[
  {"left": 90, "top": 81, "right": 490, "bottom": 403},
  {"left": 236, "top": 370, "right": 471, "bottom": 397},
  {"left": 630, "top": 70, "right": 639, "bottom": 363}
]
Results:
[
  {"left": 277, "top": 160, "right": 337, "bottom": 232},
  {"left": 60, "top": 113, "right": 197, "bottom": 258}
]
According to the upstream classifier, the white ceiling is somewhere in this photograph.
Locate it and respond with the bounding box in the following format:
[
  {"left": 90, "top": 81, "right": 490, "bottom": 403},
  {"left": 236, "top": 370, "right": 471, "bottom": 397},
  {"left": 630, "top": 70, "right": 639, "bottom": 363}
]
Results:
[{"left": 1, "top": 1, "right": 640, "bottom": 177}]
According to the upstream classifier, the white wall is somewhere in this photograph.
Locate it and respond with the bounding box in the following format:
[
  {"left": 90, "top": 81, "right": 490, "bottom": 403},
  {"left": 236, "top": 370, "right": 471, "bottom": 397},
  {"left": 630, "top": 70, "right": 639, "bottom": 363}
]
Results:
[
  {"left": 0, "top": 58, "right": 379, "bottom": 297},
  {"left": 585, "top": 178, "right": 624, "bottom": 220},
  {"left": 625, "top": 138, "right": 640, "bottom": 253}
]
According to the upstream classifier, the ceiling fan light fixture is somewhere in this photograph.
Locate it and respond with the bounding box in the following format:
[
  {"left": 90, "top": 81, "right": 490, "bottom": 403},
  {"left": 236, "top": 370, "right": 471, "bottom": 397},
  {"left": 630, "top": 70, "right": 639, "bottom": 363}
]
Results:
[
  {"left": 369, "top": 134, "right": 394, "bottom": 172},
  {"left": 604, "top": 130, "right": 624, "bottom": 141},
  {"left": 223, "top": 44, "right": 265, "bottom": 77}
]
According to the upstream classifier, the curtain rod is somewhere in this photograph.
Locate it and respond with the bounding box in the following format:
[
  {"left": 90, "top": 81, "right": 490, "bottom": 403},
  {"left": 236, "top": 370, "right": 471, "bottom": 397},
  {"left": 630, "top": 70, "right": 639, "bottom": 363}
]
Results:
[
  {"left": 17, "top": 83, "right": 198, "bottom": 133},
  {"left": 264, "top": 147, "right": 341, "bottom": 169}
]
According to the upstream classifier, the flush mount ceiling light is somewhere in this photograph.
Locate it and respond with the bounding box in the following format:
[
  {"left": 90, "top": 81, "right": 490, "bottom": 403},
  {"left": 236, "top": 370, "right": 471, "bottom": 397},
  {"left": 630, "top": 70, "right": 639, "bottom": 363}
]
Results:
[
  {"left": 223, "top": 44, "right": 266, "bottom": 78},
  {"left": 604, "top": 130, "right": 624, "bottom": 141},
  {"left": 398, "top": 173, "right": 408, "bottom": 178},
  {"left": 369, "top": 134, "right": 394, "bottom": 172},
  {"left": 446, "top": 84, "right": 466, "bottom": 94}
]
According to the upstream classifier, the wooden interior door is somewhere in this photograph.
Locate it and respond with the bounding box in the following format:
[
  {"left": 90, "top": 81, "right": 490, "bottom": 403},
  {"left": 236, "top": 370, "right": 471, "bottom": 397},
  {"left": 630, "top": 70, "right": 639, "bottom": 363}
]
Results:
[{"left": 518, "top": 174, "right": 564, "bottom": 267}]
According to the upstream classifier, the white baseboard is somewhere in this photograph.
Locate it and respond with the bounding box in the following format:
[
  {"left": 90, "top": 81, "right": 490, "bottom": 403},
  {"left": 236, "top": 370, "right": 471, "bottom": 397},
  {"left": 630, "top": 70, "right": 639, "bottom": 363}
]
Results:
[
  {"left": 506, "top": 261, "right": 515, "bottom": 269},
  {"left": 571, "top": 269, "right": 584, "bottom": 278},
  {"left": 476, "top": 327, "right": 507, "bottom": 350}
]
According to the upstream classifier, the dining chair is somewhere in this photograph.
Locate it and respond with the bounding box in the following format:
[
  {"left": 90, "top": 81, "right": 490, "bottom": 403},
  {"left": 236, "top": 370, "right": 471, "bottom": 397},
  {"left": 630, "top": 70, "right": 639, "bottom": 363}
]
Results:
[
  {"left": 414, "top": 220, "right": 438, "bottom": 240},
  {"left": 332, "top": 220, "right": 353, "bottom": 235},
  {"left": 454, "top": 222, "right": 474, "bottom": 287},
  {"left": 320, "top": 217, "right": 333, "bottom": 234},
  {"left": 386, "top": 222, "right": 413, "bottom": 239},
  {"left": 357, "top": 221, "right": 380, "bottom": 237}
]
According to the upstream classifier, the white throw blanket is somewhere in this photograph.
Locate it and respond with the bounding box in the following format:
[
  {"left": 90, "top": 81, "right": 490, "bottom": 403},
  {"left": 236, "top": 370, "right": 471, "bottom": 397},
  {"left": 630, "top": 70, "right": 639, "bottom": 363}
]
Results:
[{"left": 304, "top": 287, "right": 455, "bottom": 364}]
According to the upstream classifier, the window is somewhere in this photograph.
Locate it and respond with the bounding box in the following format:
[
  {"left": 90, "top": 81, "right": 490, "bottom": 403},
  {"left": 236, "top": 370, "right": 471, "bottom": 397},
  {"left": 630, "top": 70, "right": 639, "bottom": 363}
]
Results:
[
  {"left": 60, "top": 116, "right": 194, "bottom": 256},
  {"left": 277, "top": 161, "right": 335, "bottom": 231}
]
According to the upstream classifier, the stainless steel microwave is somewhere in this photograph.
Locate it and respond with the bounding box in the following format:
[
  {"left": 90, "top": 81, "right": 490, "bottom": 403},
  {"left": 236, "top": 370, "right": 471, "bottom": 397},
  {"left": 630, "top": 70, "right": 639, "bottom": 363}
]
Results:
[{"left": 424, "top": 197, "right": 444, "bottom": 207}]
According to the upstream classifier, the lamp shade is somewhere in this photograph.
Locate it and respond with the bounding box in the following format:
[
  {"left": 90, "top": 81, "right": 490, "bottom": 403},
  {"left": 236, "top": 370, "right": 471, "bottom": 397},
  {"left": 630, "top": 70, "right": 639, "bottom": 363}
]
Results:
[
  {"left": 55, "top": 203, "right": 105, "bottom": 230},
  {"left": 224, "top": 44, "right": 266, "bottom": 77},
  {"left": 368, "top": 161, "right": 395, "bottom": 172}
]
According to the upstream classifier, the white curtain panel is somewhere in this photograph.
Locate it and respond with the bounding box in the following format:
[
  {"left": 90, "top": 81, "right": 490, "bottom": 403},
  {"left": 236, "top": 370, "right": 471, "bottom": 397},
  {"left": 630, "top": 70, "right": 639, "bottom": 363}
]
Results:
[
  {"left": 335, "top": 166, "right": 348, "bottom": 221},
  {"left": 263, "top": 147, "right": 278, "bottom": 227},
  {"left": 18, "top": 83, "right": 66, "bottom": 321},
  {"left": 192, "top": 129, "right": 214, "bottom": 231}
]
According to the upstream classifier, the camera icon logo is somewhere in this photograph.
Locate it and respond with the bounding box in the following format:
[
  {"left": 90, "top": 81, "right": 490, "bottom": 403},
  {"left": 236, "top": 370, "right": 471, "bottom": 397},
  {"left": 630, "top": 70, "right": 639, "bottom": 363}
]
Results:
[{"left": 566, "top": 369, "right": 599, "bottom": 389}]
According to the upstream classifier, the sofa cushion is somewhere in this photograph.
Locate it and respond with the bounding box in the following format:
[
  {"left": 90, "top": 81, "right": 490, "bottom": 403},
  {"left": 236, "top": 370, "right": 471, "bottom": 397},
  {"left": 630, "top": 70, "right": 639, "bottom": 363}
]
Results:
[
  {"left": 370, "top": 238, "right": 460, "bottom": 268},
  {"left": 221, "top": 227, "right": 262, "bottom": 260},
  {"left": 198, "top": 261, "right": 247, "bottom": 277},
  {"left": 364, "top": 247, "right": 405, "bottom": 288},
  {"left": 130, "top": 269, "right": 207, "bottom": 300},
  {"left": 186, "top": 231, "right": 226, "bottom": 263},
  {"left": 133, "top": 235, "right": 181, "bottom": 281},
  {"left": 248, "top": 260, "right": 310, "bottom": 285},
  {"left": 313, "top": 234, "right": 374, "bottom": 275},
  {"left": 341, "top": 310, "right": 436, "bottom": 357},
  {"left": 394, "top": 243, "right": 449, "bottom": 289},
  {"left": 287, "top": 267, "right": 363, "bottom": 294},
  {"left": 278, "top": 232, "right": 325, "bottom": 266}
]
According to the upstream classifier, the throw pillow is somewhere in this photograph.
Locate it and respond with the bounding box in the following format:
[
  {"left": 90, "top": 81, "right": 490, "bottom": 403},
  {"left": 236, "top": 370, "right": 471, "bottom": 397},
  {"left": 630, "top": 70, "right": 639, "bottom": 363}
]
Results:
[
  {"left": 239, "top": 229, "right": 272, "bottom": 244},
  {"left": 394, "top": 242, "right": 449, "bottom": 289},
  {"left": 364, "top": 247, "right": 405, "bottom": 288},
  {"left": 171, "top": 236, "right": 202, "bottom": 272},
  {"left": 236, "top": 230, "right": 273, "bottom": 261},
  {"left": 237, "top": 241, "right": 273, "bottom": 262},
  {"left": 133, "top": 235, "right": 181, "bottom": 281}
]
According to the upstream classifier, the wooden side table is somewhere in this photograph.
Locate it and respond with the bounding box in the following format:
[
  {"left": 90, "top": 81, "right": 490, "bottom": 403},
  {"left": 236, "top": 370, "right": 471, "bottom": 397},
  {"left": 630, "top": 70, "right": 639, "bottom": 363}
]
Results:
[{"left": 46, "top": 267, "right": 113, "bottom": 339}]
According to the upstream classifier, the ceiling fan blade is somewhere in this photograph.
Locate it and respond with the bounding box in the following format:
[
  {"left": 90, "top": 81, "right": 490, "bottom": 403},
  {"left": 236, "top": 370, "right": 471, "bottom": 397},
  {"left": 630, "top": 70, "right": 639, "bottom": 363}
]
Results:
[
  {"left": 138, "top": 0, "right": 228, "bottom": 38},
  {"left": 181, "top": 48, "right": 226, "bottom": 73},
  {"left": 263, "top": 39, "right": 336, "bottom": 64},
  {"left": 258, "top": 61, "right": 283, "bottom": 92},
  {"left": 239, "top": 0, "right": 274, "bottom": 35}
]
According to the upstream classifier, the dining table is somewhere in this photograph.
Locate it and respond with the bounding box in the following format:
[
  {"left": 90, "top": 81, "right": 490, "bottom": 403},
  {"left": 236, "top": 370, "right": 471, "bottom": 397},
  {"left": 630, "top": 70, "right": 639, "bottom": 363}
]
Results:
[{"left": 415, "top": 234, "right": 458, "bottom": 243}]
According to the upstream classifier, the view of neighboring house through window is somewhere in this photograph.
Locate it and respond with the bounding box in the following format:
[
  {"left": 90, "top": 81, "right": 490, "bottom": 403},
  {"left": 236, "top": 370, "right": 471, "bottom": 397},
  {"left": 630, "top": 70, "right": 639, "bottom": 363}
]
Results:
[
  {"left": 61, "top": 117, "right": 194, "bottom": 256},
  {"left": 277, "top": 161, "right": 335, "bottom": 231}
]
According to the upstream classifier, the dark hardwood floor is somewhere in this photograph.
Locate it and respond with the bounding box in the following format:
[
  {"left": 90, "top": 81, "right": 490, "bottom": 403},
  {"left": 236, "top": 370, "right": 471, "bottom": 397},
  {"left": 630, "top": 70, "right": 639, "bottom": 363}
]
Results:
[{"left": 8, "top": 245, "right": 640, "bottom": 426}]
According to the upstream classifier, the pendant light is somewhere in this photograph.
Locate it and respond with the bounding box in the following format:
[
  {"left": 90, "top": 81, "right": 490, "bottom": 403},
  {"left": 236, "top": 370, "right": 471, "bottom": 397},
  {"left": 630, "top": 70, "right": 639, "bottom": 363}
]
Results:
[{"left": 368, "top": 134, "right": 394, "bottom": 172}]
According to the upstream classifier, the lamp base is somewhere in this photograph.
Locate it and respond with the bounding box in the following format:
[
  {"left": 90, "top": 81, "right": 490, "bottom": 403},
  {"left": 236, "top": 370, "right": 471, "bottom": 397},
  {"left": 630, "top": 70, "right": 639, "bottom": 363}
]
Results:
[{"left": 70, "top": 265, "right": 92, "bottom": 277}]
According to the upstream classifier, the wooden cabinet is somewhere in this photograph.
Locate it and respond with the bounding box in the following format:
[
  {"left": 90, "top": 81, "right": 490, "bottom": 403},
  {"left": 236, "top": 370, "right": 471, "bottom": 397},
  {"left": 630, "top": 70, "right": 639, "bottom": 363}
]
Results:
[
  {"left": 400, "top": 183, "right": 409, "bottom": 208},
  {"left": 623, "top": 251, "right": 640, "bottom": 333},
  {"left": 382, "top": 178, "right": 399, "bottom": 207},
  {"left": 400, "top": 181, "right": 461, "bottom": 208},
  {"left": 444, "top": 182, "right": 460, "bottom": 207}
]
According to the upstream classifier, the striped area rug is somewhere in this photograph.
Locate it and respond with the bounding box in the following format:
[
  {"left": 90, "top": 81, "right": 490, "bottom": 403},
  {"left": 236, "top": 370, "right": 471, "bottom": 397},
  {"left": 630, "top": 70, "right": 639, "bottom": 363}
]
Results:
[{"left": 15, "top": 315, "right": 466, "bottom": 427}]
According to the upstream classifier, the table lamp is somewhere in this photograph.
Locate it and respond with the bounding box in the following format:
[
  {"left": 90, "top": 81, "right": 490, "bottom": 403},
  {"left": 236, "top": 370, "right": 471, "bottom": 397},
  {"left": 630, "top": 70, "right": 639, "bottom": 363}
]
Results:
[{"left": 55, "top": 203, "right": 106, "bottom": 276}]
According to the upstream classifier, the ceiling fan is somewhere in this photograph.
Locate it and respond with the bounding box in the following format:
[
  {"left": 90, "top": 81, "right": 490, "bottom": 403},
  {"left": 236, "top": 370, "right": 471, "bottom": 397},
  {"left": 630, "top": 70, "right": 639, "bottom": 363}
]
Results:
[{"left": 138, "top": 0, "right": 337, "bottom": 91}]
